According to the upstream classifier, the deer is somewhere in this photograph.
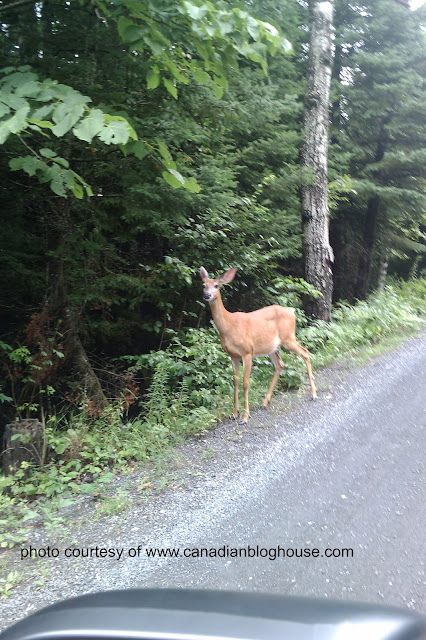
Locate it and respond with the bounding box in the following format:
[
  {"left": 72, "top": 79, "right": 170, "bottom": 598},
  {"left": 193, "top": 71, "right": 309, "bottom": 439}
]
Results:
[{"left": 200, "top": 266, "right": 317, "bottom": 425}]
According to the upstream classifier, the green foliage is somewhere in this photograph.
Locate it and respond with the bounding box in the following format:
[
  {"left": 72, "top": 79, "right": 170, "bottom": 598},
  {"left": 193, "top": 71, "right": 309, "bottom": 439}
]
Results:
[
  {"left": 0, "top": 335, "right": 63, "bottom": 420},
  {"left": 95, "top": 490, "right": 130, "bottom": 517},
  {"left": 0, "top": 0, "right": 304, "bottom": 389},
  {"left": 0, "top": 66, "right": 203, "bottom": 196},
  {"left": 300, "top": 280, "right": 426, "bottom": 367},
  {"left": 105, "top": 0, "right": 291, "bottom": 99},
  {"left": 128, "top": 327, "right": 233, "bottom": 408},
  {"left": 0, "top": 67, "right": 137, "bottom": 196},
  {"left": 330, "top": 0, "right": 426, "bottom": 298},
  {"left": 328, "top": 174, "right": 356, "bottom": 212},
  {"left": 0, "top": 570, "right": 23, "bottom": 599},
  {"left": 0, "top": 0, "right": 294, "bottom": 198},
  {"left": 264, "top": 276, "right": 321, "bottom": 310}
]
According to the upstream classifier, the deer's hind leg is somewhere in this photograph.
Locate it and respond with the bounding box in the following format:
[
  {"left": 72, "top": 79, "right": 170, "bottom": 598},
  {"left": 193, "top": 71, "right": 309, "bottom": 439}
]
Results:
[
  {"left": 284, "top": 340, "right": 317, "bottom": 400},
  {"left": 230, "top": 356, "right": 240, "bottom": 420},
  {"left": 240, "top": 353, "right": 252, "bottom": 425},
  {"left": 263, "top": 351, "right": 284, "bottom": 407}
]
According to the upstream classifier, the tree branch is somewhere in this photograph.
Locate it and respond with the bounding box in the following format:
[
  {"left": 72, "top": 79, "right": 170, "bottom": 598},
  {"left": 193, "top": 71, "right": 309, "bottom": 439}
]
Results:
[{"left": 0, "top": 0, "right": 35, "bottom": 13}]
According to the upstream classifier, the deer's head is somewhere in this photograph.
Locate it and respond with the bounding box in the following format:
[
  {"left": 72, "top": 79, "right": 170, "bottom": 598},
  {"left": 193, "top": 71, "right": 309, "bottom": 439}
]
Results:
[{"left": 199, "top": 267, "right": 237, "bottom": 302}]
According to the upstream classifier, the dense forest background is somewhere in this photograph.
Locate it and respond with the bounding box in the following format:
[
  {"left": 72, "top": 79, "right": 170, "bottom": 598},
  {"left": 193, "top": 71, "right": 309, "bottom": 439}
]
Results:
[{"left": 0, "top": 0, "right": 425, "bottom": 427}]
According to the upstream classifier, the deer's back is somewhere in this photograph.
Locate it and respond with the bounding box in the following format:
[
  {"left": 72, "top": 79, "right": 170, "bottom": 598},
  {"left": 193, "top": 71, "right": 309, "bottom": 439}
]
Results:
[{"left": 222, "top": 305, "right": 296, "bottom": 357}]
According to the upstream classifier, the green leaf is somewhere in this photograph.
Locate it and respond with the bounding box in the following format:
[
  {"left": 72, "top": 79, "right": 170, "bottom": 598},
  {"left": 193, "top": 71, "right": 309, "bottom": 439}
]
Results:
[
  {"left": 156, "top": 139, "right": 176, "bottom": 169},
  {"left": 214, "top": 74, "right": 228, "bottom": 89},
  {"left": 125, "top": 140, "right": 149, "bottom": 160},
  {"left": 39, "top": 148, "right": 57, "bottom": 158},
  {"left": 214, "top": 85, "right": 224, "bottom": 100},
  {"left": 246, "top": 17, "right": 259, "bottom": 40},
  {"left": 72, "top": 182, "right": 84, "bottom": 199},
  {"left": 217, "top": 20, "right": 234, "bottom": 37},
  {"left": 143, "top": 36, "right": 166, "bottom": 56},
  {"left": 30, "top": 105, "right": 53, "bottom": 120},
  {"left": 72, "top": 108, "right": 105, "bottom": 142},
  {"left": 0, "top": 103, "right": 10, "bottom": 118},
  {"left": 183, "top": 176, "right": 201, "bottom": 193},
  {"left": 52, "top": 156, "right": 70, "bottom": 168},
  {"left": 193, "top": 68, "right": 210, "bottom": 84},
  {"left": 0, "top": 105, "right": 30, "bottom": 143},
  {"left": 166, "top": 61, "right": 189, "bottom": 84},
  {"left": 162, "top": 170, "right": 184, "bottom": 189},
  {"left": 117, "top": 16, "right": 133, "bottom": 39},
  {"left": 9, "top": 156, "right": 43, "bottom": 177},
  {"left": 27, "top": 119, "right": 53, "bottom": 129},
  {"left": 57, "top": 498, "right": 74, "bottom": 508},
  {"left": 1, "top": 92, "right": 27, "bottom": 111},
  {"left": 263, "top": 22, "right": 279, "bottom": 38},
  {"left": 22, "top": 510, "right": 39, "bottom": 522},
  {"left": 98, "top": 119, "right": 132, "bottom": 145},
  {"left": 168, "top": 169, "right": 185, "bottom": 185},
  {"left": 50, "top": 173, "right": 67, "bottom": 197},
  {"left": 147, "top": 66, "right": 160, "bottom": 90},
  {"left": 15, "top": 80, "right": 40, "bottom": 98},
  {"left": 123, "top": 25, "right": 143, "bottom": 44},
  {"left": 281, "top": 37, "right": 292, "bottom": 53},
  {"left": 52, "top": 103, "right": 85, "bottom": 137},
  {"left": 163, "top": 78, "right": 178, "bottom": 99},
  {"left": 183, "top": 1, "right": 209, "bottom": 20}
]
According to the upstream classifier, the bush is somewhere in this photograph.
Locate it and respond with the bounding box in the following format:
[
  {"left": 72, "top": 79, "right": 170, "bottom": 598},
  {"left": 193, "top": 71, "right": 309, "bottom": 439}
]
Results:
[
  {"left": 128, "top": 327, "right": 233, "bottom": 410},
  {"left": 300, "top": 280, "right": 425, "bottom": 366}
]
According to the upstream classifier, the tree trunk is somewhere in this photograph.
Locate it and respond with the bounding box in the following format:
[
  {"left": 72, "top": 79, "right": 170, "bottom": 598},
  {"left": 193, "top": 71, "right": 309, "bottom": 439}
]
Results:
[
  {"left": 408, "top": 255, "right": 420, "bottom": 280},
  {"left": 355, "top": 196, "right": 380, "bottom": 299},
  {"left": 377, "top": 252, "right": 389, "bottom": 292},
  {"left": 301, "top": 0, "right": 335, "bottom": 321},
  {"left": 50, "top": 230, "right": 108, "bottom": 415},
  {"left": 355, "top": 119, "right": 389, "bottom": 299},
  {"left": 2, "top": 419, "right": 47, "bottom": 475},
  {"left": 63, "top": 310, "right": 109, "bottom": 416}
]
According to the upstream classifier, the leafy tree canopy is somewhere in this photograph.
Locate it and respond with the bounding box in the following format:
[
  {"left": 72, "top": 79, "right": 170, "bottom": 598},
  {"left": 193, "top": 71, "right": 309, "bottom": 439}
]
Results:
[{"left": 0, "top": 0, "right": 291, "bottom": 196}]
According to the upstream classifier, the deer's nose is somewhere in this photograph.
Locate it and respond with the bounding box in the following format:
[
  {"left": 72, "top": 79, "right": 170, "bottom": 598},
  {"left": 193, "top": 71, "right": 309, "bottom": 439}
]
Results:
[{"left": 203, "top": 292, "right": 212, "bottom": 300}]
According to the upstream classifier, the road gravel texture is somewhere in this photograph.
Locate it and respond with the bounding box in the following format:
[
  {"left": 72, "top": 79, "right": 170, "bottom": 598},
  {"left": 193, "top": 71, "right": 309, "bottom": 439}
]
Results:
[{"left": 1, "top": 332, "right": 425, "bottom": 629}]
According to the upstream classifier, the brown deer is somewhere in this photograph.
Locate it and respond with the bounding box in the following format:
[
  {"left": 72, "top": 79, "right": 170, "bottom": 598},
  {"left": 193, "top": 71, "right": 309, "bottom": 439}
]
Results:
[{"left": 200, "top": 266, "right": 317, "bottom": 424}]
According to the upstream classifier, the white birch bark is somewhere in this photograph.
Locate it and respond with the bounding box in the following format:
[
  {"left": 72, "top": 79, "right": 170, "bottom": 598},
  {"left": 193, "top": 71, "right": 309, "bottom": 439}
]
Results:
[{"left": 301, "top": 0, "right": 334, "bottom": 321}]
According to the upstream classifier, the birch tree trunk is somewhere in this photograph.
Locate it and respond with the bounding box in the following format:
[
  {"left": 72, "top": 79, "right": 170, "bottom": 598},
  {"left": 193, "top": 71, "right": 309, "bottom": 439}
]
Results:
[{"left": 301, "top": 0, "right": 335, "bottom": 321}]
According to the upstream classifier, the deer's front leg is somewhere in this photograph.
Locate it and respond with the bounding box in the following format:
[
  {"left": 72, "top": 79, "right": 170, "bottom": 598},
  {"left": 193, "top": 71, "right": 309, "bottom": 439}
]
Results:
[
  {"left": 240, "top": 354, "right": 252, "bottom": 425},
  {"left": 231, "top": 356, "right": 240, "bottom": 420}
]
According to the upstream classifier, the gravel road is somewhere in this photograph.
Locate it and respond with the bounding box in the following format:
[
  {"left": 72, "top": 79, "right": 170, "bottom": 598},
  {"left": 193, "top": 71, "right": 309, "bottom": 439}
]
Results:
[{"left": 1, "top": 332, "right": 425, "bottom": 629}]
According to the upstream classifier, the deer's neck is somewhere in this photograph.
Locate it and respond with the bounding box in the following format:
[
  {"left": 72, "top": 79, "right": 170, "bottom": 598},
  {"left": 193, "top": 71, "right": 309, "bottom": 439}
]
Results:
[{"left": 208, "top": 294, "right": 232, "bottom": 336}]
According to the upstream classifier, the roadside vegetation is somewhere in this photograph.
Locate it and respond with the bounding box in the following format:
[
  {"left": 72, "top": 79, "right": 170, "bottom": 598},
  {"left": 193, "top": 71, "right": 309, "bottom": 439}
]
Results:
[{"left": 1, "top": 278, "right": 425, "bottom": 553}]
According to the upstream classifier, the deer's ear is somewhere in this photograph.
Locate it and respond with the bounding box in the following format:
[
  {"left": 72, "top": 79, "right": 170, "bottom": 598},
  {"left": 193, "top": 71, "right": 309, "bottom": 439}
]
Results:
[
  {"left": 219, "top": 267, "right": 237, "bottom": 285},
  {"left": 200, "top": 267, "right": 209, "bottom": 281}
]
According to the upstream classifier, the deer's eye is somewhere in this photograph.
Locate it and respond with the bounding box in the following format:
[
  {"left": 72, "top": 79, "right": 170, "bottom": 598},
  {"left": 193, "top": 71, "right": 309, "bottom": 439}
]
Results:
[{"left": 214, "top": 284, "right": 219, "bottom": 288}]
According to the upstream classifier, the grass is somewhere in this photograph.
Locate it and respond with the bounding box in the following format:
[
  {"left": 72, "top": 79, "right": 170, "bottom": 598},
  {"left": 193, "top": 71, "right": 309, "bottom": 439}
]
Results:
[{"left": 94, "top": 490, "right": 130, "bottom": 518}]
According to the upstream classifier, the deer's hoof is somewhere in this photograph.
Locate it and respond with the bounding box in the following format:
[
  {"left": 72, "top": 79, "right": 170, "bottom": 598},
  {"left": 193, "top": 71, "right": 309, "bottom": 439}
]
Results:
[
  {"left": 262, "top": 398, "right": 269, "bottom": 407},
  {"left": 231, "top": 414, "right": 238, "bottom": 421},
  {"left": 239, "top": 419, "right": 248, "bottom": 426}
]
